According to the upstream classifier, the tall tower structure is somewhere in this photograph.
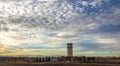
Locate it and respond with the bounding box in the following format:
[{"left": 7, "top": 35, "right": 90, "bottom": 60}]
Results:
[{"left": 67, "top": 43, "right": 73, "bottom": 57}]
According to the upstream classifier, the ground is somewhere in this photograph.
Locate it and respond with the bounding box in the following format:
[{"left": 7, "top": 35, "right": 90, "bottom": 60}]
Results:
[{"left": 0, "top": 62, "right": 119, "bottom": 66}]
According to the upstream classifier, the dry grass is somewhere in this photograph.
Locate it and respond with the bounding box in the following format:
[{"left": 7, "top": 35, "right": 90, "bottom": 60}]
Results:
[{"left": 0, "top": 62, "right": 119, "bottom": 66}]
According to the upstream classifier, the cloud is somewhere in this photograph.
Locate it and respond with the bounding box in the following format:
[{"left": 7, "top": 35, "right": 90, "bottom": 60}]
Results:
[
  {"left": 57, "top": 31, "right": 77, "bottom": 38},
  {"left": 0, "top": 42, "right": 13, "bottom": 54},
  {"left": 1, "top": 0, "right": 119, "bottom": 32},
  {"left": 0, "top": 0, "right": 26, "bottom": 2},
  {"left": 75, "top": 37, "right": 120, "bottom": 52},
  {"left": 0, "top": 0, "right": 120, "bottom": 56}
]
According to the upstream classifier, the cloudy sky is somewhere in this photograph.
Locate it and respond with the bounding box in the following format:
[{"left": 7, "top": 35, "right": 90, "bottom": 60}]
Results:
[{"left": 0, "top": 0, "right": 120, "bottom": 56}]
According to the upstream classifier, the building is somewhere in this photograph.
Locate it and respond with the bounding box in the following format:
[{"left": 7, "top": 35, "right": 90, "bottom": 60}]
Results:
[{"left": 67, "top": 43, "right": 73, "bottom": 57}]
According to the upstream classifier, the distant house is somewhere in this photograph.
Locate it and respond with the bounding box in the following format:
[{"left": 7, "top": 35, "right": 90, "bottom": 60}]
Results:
[{"left": 50, "top": 57, "right": 58, "bottom": 62}]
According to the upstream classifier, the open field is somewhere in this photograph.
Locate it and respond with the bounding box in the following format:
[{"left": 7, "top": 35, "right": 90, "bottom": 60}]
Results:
[{"left": 0, "top": 62, "right": 119, "bottom": 66}]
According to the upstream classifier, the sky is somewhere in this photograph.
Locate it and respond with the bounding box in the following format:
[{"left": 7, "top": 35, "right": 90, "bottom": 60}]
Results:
[{"left": 0, "top": 0, "right": 120, "bottom": 56}]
